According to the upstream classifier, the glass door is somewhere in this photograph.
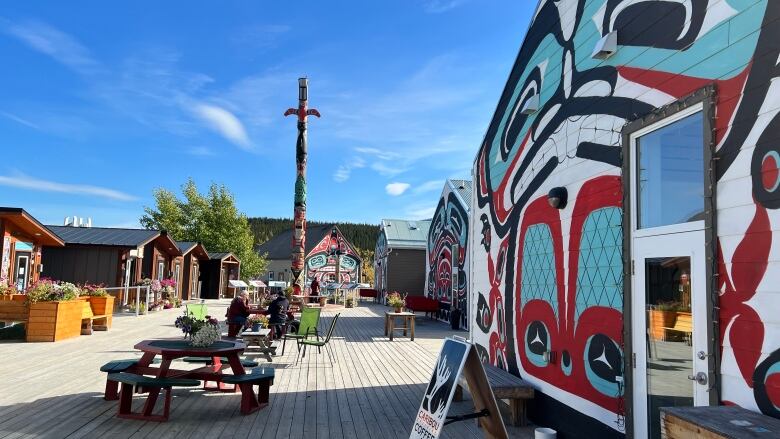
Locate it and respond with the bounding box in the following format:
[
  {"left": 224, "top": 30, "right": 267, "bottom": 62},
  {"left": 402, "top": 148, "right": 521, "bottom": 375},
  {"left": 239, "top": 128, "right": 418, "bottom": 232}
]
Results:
[
  {"left": 632, "top": 232, "right": 708, "bottom": 439},
  {"left": 14, "top": 253, "right": 30, "bottom": 291},
  {"left": 628, "top": 103, "right": 711, "bottom": 438}
]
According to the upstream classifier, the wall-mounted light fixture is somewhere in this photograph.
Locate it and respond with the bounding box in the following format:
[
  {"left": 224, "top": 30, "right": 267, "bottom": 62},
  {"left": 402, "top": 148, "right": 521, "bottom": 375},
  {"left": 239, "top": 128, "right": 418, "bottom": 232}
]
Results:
[
  {"left": 520, "top": 94, "right": 540, "bottom": 115},
  {"left": 547, "top": 187, "right": 568, "bottom": 209},
  {"left": 592, "top": 31, "right": 618, "bottom": 60}
]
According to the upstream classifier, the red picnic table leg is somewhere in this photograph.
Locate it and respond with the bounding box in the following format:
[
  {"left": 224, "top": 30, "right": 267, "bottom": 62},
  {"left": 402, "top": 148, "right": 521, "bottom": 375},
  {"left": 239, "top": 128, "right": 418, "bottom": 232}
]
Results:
[
  {"left": 226, "top": 352, "right": 261, "bottom": 415},
  {"left": 203, "top": 356, "right": 237, "bottom": 392}
]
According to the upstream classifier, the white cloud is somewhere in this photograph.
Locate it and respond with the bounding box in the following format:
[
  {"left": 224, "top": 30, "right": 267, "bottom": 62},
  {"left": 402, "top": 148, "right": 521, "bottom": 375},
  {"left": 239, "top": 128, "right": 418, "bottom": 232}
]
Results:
[
  {"left": 371, "top": 162, "right": 408, "bottom": 177},
  {"left": 3, "top": 20, "right": 101, "bottom": 75},
  {"left": 333, "top": 157, "right": 366, "bottom": 183},
  {"left": 385, "top": 182, "right": 410, "bottom": 196},
  {"left": 354, "top": 147, "right": 400, "bottom": 161},
  {"left": 192, "top": 104, "right": 252, "bottom": 150},
  {"left": 423, "top": 0, "right": 469, "bottom": 13},
  {"left": 0, "top": 173, "right": 137, "bottom": 201},
  {"left": 413, "top": 180, "right": 445, "bottom": 195},
  {"left": 0, "top": 111, "right": 39, "bottom": 130}
]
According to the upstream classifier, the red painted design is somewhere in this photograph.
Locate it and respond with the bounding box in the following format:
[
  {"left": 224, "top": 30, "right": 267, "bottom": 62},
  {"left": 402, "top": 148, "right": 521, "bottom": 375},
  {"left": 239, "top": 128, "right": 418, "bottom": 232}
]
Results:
[
  {"left": 514, "top": 175, "right": 623, "bottom": 410},
  {"left": 762, "top": 154, "right": 779, "bottom": 191},
  {"left": 719, "top": 203, "right": 771, "bottom": 387},
  {"left": 618, "top": 64, "right": 752, "bottom": 144}
]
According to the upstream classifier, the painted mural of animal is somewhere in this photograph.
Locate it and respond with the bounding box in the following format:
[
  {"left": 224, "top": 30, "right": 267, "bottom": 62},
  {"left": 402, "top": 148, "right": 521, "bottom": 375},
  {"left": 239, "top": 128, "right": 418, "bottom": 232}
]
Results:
[{"left": 470, "top": 0, "right": 780, "bottom": 434}]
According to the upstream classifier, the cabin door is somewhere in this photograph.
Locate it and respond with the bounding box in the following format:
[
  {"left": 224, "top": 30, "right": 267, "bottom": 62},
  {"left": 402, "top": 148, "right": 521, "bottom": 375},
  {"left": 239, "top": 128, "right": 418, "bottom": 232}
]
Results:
[
  {"left": 14, "top": 252, "right": 31, "bottom": 291},
  {"left": 628, "top": 105, "right": 712, "bottom": 439}
]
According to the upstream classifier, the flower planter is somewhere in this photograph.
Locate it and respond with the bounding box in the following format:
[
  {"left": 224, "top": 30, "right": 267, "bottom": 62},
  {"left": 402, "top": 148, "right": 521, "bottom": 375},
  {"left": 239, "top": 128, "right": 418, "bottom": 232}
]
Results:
[
  {"left": 0, "top": 300, "right": 29, "bottom": 322},
  {"left": 26, "top": 300, "right": 83, "bottom": 342},
  {"left": 394, "top": 306, "right": 403, "bottom": 313},
  {"left": 319, "top": 297, "right": 328, "bottom": 307},
  {"left": 649, "top": 310, "right": 676, "bottom": 341},
  {"left": 11, "top": 294, "right": 26, "bottom": 302}
]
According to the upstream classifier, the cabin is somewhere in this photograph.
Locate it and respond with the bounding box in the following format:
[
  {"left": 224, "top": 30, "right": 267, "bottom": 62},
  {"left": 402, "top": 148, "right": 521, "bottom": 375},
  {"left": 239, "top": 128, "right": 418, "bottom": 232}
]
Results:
[
  {"left": 374, "top": 219, "right": 430, "bottom": 299},
  {"left": 176, "top": 241, "right": 209, "bottom": 301},
  {"left": 255, "top": 224, "right": 362, "bottom": 288},
  {"left": 426, "top": 180, "right": 471, "bottom": 329},
  {"left": 0, "top": 207, "right": 64, "bottom": 291},
  {"left": 469, "top": 2, "right": 780, "bottom": 438},
  {"left": 42, "top": 225, "right": 181, "bottom": 288},
  {"left": 200, "top": 252, "right": 240, "bottom": 299}
]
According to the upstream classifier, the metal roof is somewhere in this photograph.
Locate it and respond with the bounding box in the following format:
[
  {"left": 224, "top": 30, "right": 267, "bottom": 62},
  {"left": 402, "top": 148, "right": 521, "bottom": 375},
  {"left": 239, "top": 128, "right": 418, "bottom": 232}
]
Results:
[
  {"left": 255, "top": 224, "right": 334, "bottom": 260},
  {"left": 46, "top": 225, "right": 159, "bottom": 247},
  {"left": 210, "top": 251, "right": 238, "bottom": 261},
  {"left": 448, "top": 179, "right": 472, "bottom": 210},
  {"left": 379, "top": 219, "right": 431, "bottom": 249},
  {"left": 176, "top": 241, "right": 198, "bottom": 254}
]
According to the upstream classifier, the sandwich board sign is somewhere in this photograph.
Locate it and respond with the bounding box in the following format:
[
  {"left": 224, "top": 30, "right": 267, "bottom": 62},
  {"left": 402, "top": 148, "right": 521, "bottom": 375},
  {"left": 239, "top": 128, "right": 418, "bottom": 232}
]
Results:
[{"left": 410, "top": 337, "right": 508, "bottom": 439}]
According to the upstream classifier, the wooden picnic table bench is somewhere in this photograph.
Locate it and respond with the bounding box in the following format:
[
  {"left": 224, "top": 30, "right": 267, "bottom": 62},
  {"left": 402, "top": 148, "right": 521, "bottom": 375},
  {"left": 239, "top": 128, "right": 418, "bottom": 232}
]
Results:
[
  {"left": 453, "top": 363, "right": 534, "bottom": 426},
  {"left": 662, "top": 312, "right": 692, "bottom": 345},
  {"left": 80, "top": 303, "right": 109, "bottom": 335},
  {"left": 110, "top": 372, "right": 200, "bottom": 422},
  {"left": 222, "top": 367, "right": 275, "bottom": 414}
]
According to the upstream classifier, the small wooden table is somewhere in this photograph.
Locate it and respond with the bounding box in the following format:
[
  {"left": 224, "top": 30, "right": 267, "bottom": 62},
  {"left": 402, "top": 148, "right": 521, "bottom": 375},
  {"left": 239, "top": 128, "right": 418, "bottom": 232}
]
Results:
[
  {"left": 384, "top": 311, "right": 416, "bottom": 341},
  {"left": 661, "top": 406, "right": 780, "bottom": 438},
  {"left": 241, "top": 329, "right": 275, "bottom": 362}
]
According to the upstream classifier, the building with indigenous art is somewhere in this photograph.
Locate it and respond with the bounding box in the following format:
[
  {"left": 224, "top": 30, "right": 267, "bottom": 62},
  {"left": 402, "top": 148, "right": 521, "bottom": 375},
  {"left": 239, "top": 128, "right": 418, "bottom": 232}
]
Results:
[
  {"left": 425, "top": 179, "right": 471, "bottom": 329},
  {"left": 374, "top": 219, "right": 431, "bottom": 299},
  {"left": 468, "top": 2, "right": 780, "bottom": 438},
  {"left": 256, "top": 224, "right": 361, "bottom": 289}
]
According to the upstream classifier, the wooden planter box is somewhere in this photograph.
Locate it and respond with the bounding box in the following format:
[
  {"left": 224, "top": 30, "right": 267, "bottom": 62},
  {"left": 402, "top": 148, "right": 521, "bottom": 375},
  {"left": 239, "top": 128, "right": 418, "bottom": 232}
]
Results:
[
  {"left": 88, "top": 296, "right": 114, "bottom": 329},
  {"left": 649, "top": 310, "right": 676, "bottom": 341},
  {"left": 26, "top": 301, "right": 83, "bottom": 342},
  {"left": 11, "top": 294, "right": 27, "bottom": 302},
  {"left": 0, "top": 300, "right": 29, "bottom": 322}
]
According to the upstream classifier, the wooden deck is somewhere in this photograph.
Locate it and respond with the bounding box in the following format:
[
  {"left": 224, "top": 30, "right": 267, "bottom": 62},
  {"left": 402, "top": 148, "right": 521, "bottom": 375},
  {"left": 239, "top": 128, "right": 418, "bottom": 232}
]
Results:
[{"left": 0, "top": 301, "right": 532, "bottom": 438}]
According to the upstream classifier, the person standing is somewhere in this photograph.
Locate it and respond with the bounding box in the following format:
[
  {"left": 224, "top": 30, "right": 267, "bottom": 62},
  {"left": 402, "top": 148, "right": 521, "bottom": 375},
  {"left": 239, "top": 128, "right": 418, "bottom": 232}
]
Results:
[{"left": 310, "top": 277, "right": 320, "bottom": 304}]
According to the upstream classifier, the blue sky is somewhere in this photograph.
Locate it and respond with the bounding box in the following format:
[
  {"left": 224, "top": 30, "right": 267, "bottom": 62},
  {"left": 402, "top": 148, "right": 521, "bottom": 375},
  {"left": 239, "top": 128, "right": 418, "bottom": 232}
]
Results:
[{"left": 0, "top": 1, "right": 531, "bottom": 227}]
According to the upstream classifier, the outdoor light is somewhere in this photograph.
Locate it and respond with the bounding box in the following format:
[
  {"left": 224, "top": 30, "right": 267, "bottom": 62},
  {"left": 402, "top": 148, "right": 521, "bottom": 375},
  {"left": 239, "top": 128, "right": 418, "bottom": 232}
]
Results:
[
  {"left": 592, "top": 31, "right": 618, "bottom": 59},
  {"left": 547, "top": 187, "right": 568, "bottom": 209},
  {"left": 298, "top": 77, "right": 308, "bottom": 101},
  {"left": 520, "top": 94, "right": 540, "bottom": 115}
]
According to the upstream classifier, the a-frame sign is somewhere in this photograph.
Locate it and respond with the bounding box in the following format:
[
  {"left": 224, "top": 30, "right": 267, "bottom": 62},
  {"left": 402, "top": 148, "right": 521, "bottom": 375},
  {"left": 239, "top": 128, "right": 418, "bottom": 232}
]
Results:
[{"left": 410, "top": 337, "right": 508, "bottom": 439}]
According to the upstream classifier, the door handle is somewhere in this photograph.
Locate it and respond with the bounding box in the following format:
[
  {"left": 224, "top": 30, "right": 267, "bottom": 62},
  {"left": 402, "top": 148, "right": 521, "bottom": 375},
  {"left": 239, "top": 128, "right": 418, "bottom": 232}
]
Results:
[{"left": 687, "top": 372, "right": 708, "bottom": 385}]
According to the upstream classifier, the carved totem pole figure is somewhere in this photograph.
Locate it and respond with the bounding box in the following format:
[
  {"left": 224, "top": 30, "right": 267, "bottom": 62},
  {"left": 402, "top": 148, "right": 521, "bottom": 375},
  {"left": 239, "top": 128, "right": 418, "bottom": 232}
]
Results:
[{"left": 284, "top": 78, "right": 320, "bottom": 293}]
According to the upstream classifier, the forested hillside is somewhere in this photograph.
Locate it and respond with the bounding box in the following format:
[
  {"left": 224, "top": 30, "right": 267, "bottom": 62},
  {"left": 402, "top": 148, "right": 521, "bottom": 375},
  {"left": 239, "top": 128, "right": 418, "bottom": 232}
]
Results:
[{"left": 248, "top": 217, "right": 379, "bottom": 251}]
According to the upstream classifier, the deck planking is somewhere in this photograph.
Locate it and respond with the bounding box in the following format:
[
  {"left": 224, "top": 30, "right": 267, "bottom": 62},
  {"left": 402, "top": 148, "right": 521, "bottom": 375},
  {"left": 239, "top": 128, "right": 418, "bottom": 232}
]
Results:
[{"left": 0, "top": 300, "right": 532, "bottom": 438}]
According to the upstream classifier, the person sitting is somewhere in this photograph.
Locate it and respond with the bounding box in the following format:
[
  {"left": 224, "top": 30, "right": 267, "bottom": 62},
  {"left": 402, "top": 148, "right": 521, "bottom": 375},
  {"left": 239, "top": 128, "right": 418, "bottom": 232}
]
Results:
[
  {"left": 267, "top": 291, "right": 290, "bottom": 339},
  {"left": 226, "top": 291, "right": 251, "bottom": 337}
]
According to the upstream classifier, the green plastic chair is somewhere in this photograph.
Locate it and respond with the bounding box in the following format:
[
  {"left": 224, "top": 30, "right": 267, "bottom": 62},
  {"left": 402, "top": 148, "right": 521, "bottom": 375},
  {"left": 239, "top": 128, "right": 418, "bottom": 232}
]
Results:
[
  {"left": 281, "top": 307, "right": 321, "bottom": 355},
  {"left": 296, "top": 314, "right": 340, "bottom": 365},
  {"left": 186, "top": 303, "right": 208, "bottom": 320}
]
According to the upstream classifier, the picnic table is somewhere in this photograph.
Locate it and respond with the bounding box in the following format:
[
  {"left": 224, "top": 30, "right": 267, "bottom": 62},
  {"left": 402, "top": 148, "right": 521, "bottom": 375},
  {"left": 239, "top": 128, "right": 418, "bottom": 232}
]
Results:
[{"left": 102, "top": 338, "right": 273, "bottom": 420}]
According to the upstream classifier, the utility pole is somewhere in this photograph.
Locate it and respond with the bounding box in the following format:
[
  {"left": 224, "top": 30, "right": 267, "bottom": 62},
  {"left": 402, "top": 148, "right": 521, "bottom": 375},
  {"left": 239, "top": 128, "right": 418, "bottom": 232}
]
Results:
[{"left": 284, "top": 78, "right": 320, "bottom": 294}]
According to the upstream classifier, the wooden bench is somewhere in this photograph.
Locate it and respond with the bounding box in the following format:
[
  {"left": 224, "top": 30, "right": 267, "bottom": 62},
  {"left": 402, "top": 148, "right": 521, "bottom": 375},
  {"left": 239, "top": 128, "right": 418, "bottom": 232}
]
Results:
[
  {"left": 181, "top": 356, "right": 259, "bottom": 368},
  {"left": 453, "top": 363, "right": 534, "bottom": 426},
  {"left": 108, "top": 372, "right": 200, "bottom": 422},
  {"left": 222, "top": 368, "right": 275, "bottom": 414},
  {"left": 100, "top": 358, "right": 160, "bottom": 400},
  {"left": 662, "top": 313, "right": 692, "bottom": 345},
  {"left": 80, "top": 303, "right": 109, "bottom": 335}
]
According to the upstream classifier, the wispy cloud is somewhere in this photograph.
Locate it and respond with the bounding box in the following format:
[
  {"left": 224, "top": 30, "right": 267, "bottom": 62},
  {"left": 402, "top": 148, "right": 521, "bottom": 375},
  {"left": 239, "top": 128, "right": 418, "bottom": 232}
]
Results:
[
  {"left": 3, "top": 19, "right": 102, "bottom": 75},
  {"left": 192, "top": 104, "right": 252, "bottom": 150},
  {"left": 413, "top": 180, "right": 445, "bottom": 195},
  {"left": 371, "top": 162, "right": 408, "bottom": 177},
  {"left": 0, "top": 172, "right": 137, "bottom": 201},
  {"left": 333, "top": 157, "right": 366, "bottom": 183},
  {"left": 385, "top": 182, "right": 410, "bottom": 196},
  {"left": 406, "top": 205, "right": 436, "bottom": 220},
  {"left": 423, "top": 0, "right": 469, "bottom": 13},
  {"left": 186, "top": 146, "right": 216, "bottom": 157},
  {"left": 0, "top": 111, "right": 39, "bottom": 130}
]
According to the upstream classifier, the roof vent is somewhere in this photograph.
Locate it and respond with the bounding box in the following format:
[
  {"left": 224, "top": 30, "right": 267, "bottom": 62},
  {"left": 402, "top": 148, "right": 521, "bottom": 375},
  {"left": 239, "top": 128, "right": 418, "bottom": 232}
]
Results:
[
  {"left": 64, "top": 216, "right": 92, "bottom": 227},
  {"left": 408, "top": 221, "right": 418, "bottom": 230},
  {"left": 592, "top": 31, "right": 618, "bottom": 60}
]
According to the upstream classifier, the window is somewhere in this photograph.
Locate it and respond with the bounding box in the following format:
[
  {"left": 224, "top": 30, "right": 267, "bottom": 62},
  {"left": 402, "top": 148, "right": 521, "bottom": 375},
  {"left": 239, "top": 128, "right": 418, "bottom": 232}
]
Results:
[
  {"left": 157, "top": 261, "right": 165, "bottom": 280},
  {"left": 268, "top": 271, "right": 274, "bottom": 281},
  {"left": 637, "top": 111, "right": 704, "bottom": 229}
]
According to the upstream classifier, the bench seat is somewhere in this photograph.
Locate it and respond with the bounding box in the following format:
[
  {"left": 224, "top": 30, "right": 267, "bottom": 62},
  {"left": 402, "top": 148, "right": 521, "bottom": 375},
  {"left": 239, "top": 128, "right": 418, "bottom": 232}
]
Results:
[
  {"left": 222, "top": 368, "right": 275, "bottom": 415},
  {"left": 108, "top": 373, "right": 200, "bottom": 422},
  {"left": 100, "top": 358, "right": 161, "bottom": 400},
  {"left": 454, "top": 363, "right": 534, "bottom": 426},
  {"left": 662, "top": 313, "right": 693, "bottom": 345}
]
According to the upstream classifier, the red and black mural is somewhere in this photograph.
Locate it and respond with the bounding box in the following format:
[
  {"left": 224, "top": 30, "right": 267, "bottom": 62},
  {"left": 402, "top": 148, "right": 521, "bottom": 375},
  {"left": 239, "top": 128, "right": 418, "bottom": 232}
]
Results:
[
  {"left": 426, "top": 181, "right": 470, "bottom": 329},
  {"left": 304, "top": 228, "right": 361, "bottom": 286},
  {"left": 470, "top": 0, "right": 780, "bottom": 434}
]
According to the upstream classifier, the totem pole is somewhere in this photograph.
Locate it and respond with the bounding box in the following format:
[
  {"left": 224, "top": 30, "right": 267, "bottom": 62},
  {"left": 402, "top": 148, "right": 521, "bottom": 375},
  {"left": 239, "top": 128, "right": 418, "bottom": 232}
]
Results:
[{"left": 284, "top": 78, "right": 320, "bottom": 294}]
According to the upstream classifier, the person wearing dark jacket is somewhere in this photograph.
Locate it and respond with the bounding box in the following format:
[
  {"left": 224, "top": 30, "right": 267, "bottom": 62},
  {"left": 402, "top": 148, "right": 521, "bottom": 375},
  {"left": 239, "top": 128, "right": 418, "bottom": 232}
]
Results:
[
  {"left": 267, "top": 292, "right": 290, "bottom": 339},
  {"left": 226, "top": 291, "right": 251, "bottom": 337}
]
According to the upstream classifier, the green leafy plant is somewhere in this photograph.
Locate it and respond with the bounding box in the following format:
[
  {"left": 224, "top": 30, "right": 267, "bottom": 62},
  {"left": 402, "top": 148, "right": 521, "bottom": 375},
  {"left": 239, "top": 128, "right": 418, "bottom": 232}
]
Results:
[
  {"left": 345, "top": 296, "right": 355, "bottom": 308},
  {"left": 386, "top": 291, "right": 406, "bottom": 309},
  {"left": 283, "top": 286, "right": 294, "bottom": 301},
  {"left": 25, "top": 279, "right": 77, "bottom": 304}
]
